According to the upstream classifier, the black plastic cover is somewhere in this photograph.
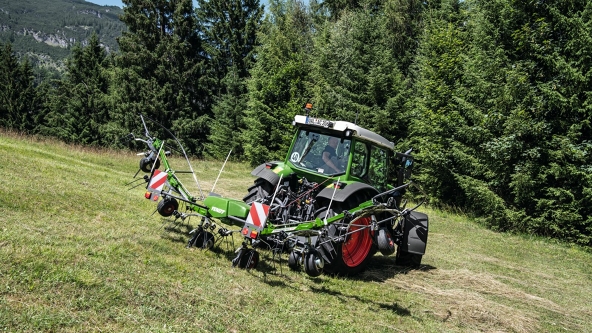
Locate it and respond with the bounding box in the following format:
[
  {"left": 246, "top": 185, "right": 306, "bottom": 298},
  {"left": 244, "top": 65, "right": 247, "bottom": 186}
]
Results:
[{"left": 401, "top": 211, "right": 428, "bottom": 255}]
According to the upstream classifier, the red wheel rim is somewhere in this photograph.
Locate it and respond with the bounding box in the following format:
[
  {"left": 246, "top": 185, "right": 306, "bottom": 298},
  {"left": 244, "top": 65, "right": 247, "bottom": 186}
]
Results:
[{"left": 342, "top": 216, "right": 373, "bottom": 267}]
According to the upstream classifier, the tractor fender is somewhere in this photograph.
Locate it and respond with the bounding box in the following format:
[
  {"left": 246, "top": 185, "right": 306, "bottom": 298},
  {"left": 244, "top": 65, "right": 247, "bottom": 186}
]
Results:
[
  {"left": 400, "top": 211, "right": 429, "bottom": 255},
  {"left": 316, "top": 182, "right": 379, "bottom": 204},
  {"left": 250, "top": 162, "right": 281, "bottom": 186}
]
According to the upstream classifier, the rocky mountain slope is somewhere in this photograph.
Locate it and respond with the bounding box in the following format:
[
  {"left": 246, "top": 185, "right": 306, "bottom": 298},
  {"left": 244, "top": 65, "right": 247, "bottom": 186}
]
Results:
[{"left": 0, "top": 0, "right": 125, "bottom": 71}]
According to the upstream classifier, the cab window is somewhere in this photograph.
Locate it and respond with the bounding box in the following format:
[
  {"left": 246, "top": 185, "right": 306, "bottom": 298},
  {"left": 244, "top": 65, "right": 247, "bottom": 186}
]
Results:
[
  {"left": 351, "top": 141, "right": 368, "bottom": 178},
  {"left": 369, "top": 146, "right": 388, "bottom": 191}
]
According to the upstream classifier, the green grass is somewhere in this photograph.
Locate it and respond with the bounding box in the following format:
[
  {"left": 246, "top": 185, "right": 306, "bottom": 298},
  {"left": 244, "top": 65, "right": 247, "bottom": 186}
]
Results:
[{"left": 1, "top": 132, "right": 591, "bottom": 332}]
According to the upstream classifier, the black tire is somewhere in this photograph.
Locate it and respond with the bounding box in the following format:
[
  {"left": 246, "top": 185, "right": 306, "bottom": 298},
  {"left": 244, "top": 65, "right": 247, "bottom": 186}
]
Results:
[
  {"left": 395, "top": 246, "right": 422, "bottom": 267},
  {"left": 394, "top": 211, "right": 427, "bottom": 268},
  {"left": 187, "top": 229, "right": 202, "bottom": 248},
  {"left": 157, "top": 197, "right": 178, "bottom": 217},
  {"left": 243, "top": 178, "right": 274, "bottom": 204},
  {"left": 288, "top": 251, "right": 302, "bottom": 271},
  {"left": 140, "top": 157, "right": 160, "bottom": 173},
  {"left": 304, "top": 252, "right": 324, "bottom": 277},
  {"left": 193, "top": 231, "right": 215, "bottom": 250},
  {"left": 376, "top": 227, "right": 396, "bottom": 256},
  {"left": 238, "top": 249, "right": 259, "bottom": 269},
  {"left": 316, "top": 205, "right": 376, "bottom": 276}
]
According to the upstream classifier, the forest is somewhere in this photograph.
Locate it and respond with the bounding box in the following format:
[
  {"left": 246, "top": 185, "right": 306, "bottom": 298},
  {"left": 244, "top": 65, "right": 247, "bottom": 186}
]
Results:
[{"left": 1, "top": 0, "right": 591, "bottom": 246}]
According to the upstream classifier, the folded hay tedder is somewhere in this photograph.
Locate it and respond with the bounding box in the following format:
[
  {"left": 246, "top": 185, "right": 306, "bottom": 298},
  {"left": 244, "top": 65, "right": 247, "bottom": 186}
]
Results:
[{"left": 127, "top": 107, "right": 428, "bottom": 277}]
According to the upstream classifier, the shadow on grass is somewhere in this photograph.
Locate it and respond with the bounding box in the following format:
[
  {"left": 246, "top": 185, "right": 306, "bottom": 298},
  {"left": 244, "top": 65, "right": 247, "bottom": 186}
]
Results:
[
  {"left": 310, "top": 285, "right": 412, "bottom": 316},
  {"left": 160, "top": 220, "right": 194, "bottom": 244},
  {"left": 352, "top": 255, "right": 437, "bottom": 282}
]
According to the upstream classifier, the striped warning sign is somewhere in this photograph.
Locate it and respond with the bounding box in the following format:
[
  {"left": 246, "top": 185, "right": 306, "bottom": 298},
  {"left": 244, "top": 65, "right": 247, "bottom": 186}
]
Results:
[
  {"left": 242, "top": 202, "right": 270, "bottom": 239},
  {"left": 147, "top": 169, "right": 167, "bottom": 193},
  {"left": 246, "top": 202, "right": 270, "bottom": 228}
]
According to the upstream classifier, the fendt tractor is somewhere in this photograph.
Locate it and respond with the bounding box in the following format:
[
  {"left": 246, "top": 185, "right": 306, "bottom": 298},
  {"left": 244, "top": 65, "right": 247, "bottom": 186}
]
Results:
[{"left": 129, "top": 106, "right": 429, "bottom": 277}]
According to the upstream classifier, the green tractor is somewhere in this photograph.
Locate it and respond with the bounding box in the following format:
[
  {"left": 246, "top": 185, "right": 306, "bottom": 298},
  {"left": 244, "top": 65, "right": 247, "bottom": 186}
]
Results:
[
  {"left": 130, "top": 111, "right": 428, "bottom": 277},
  {"left": 240, "top": 114, "right": 428, "bottom": 275}
]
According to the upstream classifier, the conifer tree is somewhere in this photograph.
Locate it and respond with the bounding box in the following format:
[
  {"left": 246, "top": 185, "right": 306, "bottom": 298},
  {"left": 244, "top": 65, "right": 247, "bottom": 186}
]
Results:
[
  {"left": 406, "top": 0, "right": 470, "bottom": 204},
  {"left": 115, "top": 0, "right": 208, "bottom": 154},
  {"left": 311, "top": 7, "right": 407, "bottom": 143},
  {"left": 410, "top": 0, "right": 592, "bottom": 245},
  {"left": 0, "top": 43, "right": 38, "bottom": 132},
  {"left": 484, "top": 0, "right": 592, "bottom": 244},
  {"left": 197, "top": 0, "right": 263, "bottom": 159},
  {"left": 196, "top": 0, "right": 263, "bottom": 93},
  {"left": 40, "top": 33, "right": 111, "bottom": 145},
  {"left": 242, "top": 0, "right": 315, "bottom": 165},
  {"left": 205, "top": 67, "right": 249, "bottom": 159}
]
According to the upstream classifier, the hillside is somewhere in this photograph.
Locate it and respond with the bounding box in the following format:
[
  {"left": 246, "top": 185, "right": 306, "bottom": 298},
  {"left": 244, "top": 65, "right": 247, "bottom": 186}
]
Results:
[
  {"left": 0, "top": 0, "right": 124, "bottom": 71},
  {"left": 1, "top": 131, "right": 591, "bottom": 332}
]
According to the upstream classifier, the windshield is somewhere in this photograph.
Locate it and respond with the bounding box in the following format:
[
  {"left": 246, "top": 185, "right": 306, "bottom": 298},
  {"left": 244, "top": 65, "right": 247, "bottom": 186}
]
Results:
[{"left": 288, "top": 129, "right": 351, "bottom": 175}]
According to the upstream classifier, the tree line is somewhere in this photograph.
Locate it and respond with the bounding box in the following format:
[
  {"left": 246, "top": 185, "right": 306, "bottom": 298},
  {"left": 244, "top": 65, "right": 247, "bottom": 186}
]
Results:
[{"left": 1, "top": 0, "right": 591, "bottom": 246}]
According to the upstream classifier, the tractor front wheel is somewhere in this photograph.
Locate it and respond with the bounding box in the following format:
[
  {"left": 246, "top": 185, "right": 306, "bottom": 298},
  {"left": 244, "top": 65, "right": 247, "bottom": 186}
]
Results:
[{"left": 243, "top": 178, "right": 274, "bottom": 204}]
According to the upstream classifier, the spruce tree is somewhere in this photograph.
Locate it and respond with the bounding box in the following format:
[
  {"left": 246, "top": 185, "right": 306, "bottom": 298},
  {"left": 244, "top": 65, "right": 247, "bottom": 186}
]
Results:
[
  {"left": 40, "top": 33, "right": 111, "bottom": 145},
  {"left": 409, "top": 0, "right": 592, "bottom": 245},
  {"left": 241, "top": 0, "right": 315, "bottom": 165},
  {"left": 311, "top": 7, "right": 407, "bottom": 143},
  {"left": 407, "top": 0, "right": 470, "bottom": 205},
  {"left": 115, "top": 0, "right": 208, "bottom": 155},
  {"left": 196, "top": 0, "right": 263, "bottom": 92},
  {"left": 197, "top": 0, "right": 263, "bottom": 159},
  {"left": 205, "top": 67, "right": 249, "bottom": 159},
  {"left": 490, "top": 0, "right": 592, "bottom": 244},
  {"left": 0, "top": 43, "right": 38, "bottom": 132}
]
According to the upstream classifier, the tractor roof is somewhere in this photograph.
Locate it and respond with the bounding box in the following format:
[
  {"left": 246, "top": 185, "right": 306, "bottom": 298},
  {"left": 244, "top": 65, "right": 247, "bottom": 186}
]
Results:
[{"left": 293, "top": 115, "right": 394, "bottom": 150}]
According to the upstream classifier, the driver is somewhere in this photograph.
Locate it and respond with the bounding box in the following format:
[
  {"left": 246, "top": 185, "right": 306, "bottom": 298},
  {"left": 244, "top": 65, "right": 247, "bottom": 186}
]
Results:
[{"left": 322, "top": 136, "right": 342, "bottom": 173}]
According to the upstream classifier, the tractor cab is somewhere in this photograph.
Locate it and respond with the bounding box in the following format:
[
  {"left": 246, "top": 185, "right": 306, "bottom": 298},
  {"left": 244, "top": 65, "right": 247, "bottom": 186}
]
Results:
[{"left": 285, "top": 115, "right": 403, "bottom": 192}]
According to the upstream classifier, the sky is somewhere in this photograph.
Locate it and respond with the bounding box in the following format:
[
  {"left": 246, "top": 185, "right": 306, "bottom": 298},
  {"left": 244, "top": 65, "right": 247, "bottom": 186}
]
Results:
[
  {"left": 85, "top": 0, "right": 279, "bottom": 8},
  {"left": 86, "top": 0, "right": 125, "bottom": 7}
]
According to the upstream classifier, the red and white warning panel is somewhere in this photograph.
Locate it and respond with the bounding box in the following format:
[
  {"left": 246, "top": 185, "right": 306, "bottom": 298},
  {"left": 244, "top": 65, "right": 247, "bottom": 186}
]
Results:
[
  {"left": 145, "top": 169, "right": 168, "bottom": 201},
  {"left": 241, "top": 202, "right": 270, "bottom": 239}
]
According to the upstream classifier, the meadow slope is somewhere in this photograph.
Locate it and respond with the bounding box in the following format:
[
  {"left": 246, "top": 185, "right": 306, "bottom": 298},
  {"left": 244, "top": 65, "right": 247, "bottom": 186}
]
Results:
[{"left": 1, "top": 132, "right": 591, "bottom": 332}]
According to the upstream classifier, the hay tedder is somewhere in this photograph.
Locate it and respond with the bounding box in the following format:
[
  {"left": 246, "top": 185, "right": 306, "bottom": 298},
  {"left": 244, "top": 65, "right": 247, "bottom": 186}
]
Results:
[{"left": 127, "top": 109, "right": 428, "bottom": 277}]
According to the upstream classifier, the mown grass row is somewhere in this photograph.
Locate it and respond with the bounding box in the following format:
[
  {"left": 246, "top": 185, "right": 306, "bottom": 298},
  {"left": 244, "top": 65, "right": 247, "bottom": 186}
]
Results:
[{"left": 1, "top": 132, "right": 591, "bottom": 332}]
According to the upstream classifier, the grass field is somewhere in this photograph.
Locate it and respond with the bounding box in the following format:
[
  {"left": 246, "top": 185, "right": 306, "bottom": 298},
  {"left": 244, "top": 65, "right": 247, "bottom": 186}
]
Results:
[{"left": 1, "top": 132, "right": 591, "bottom": 332}]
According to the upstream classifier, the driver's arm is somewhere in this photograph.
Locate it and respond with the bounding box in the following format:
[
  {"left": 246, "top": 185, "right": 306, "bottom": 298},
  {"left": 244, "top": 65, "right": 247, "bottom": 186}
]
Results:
[{"left": 323, "top": 151, "right": 341, "bottom": 173}]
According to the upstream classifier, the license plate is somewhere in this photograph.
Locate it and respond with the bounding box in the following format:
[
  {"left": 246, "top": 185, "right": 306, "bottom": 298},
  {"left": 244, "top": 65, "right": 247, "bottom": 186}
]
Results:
[{"left": 307, "top": 117, "right": 332, "bottom": 128}]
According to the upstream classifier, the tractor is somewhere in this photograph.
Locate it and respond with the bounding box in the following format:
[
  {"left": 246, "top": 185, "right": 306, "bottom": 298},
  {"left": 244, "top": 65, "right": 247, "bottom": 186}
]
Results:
[{"left": 129, "top": 109, "right": 429, "bottom": 277}]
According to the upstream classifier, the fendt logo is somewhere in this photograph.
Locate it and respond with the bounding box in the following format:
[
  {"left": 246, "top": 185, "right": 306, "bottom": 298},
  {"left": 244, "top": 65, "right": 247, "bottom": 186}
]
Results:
[{"left": 211, "top": 206, "right": 225, "bottom": 215}]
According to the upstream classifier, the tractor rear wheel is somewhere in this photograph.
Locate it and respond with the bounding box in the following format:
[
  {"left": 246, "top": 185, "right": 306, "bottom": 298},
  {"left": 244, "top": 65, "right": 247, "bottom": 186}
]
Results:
[
  {"left": 316, "top": 206, "right": 375, "bottom": 276},
  {"left": 243, "top": 178, "right": 274, "bottom": 204}
]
